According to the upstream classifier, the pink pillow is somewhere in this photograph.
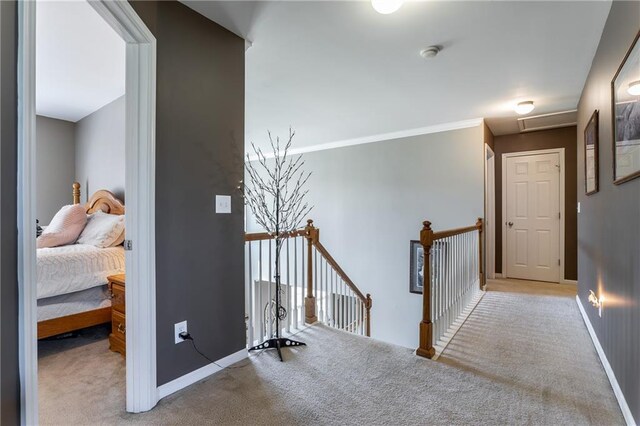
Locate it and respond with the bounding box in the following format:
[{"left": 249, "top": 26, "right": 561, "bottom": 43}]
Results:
[{"left": 37, "top": 204, "right": 88, "bottom": 249}]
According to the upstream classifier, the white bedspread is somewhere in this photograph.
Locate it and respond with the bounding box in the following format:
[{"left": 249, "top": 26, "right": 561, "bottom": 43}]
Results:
[
  {"left": 37, "top": 244, "right": 125, "bottom": 299},
  {"left": 37, "top": 285, "right": 112, "bottom": 322}
]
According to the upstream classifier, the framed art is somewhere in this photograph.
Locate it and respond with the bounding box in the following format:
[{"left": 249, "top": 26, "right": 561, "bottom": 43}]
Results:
[
  {"left": 611, "top": 30, "right": 640, "bottom": 185},
  {"left": 584, "top": 109, "right": 599, "bottom": 195},
  {"left": 409, "top": 241, "right": 424, "bottom": 294},
  {"left": 409, "top": 240, "right": 447, "bottom": 294}
]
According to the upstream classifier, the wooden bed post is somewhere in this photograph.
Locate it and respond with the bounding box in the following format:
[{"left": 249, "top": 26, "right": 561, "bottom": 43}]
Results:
[
  {"left": 73, "top": 182, "right": 81, "bottom": 205},
  {"left": 416, "top": 221, "right": 436, "bottom": 359}
]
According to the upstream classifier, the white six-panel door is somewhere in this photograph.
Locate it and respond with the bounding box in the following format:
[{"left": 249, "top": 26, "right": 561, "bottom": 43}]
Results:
[{"left": 505, "top": 152, "right": 560, "bottom": 282}]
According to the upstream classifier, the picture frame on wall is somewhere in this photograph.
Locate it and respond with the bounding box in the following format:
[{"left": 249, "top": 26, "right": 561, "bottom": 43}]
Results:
[
  {"left": 409, "top": 240, "right": 447, "bottom": 294},
  {"left": 611, "top": 30, "right": 640, "bottom": 185},
  {"left": 584, "top": 109, "right": 599, "bottom": 195}
]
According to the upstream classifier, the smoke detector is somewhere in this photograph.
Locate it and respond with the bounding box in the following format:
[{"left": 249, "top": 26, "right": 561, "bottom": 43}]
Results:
[{"left": 420, "top": 46, "right": 441, "bottom": 59}]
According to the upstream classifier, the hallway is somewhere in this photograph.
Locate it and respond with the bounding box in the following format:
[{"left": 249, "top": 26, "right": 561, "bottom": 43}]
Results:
[
  {"left": 39, "top": 278, "right": 623, "bottom": 425},
  {"left": 438, "top": 278, "right": 623, "bottom": 423}
]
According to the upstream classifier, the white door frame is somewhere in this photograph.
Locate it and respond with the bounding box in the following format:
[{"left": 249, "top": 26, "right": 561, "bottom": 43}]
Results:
[
  {"left": 501, "top": 148, "right": 565, "bottom": 284},
  {"left": 17, "top": 1, "right": 157, "bottom": 423},
  {"left": 485, "top": 144, "right": 496, "bottom": 280}
]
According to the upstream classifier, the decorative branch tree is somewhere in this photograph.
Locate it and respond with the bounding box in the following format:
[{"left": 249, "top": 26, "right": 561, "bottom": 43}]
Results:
[{"left": 244, "top": 128, "right": 313, "bottom": 361}]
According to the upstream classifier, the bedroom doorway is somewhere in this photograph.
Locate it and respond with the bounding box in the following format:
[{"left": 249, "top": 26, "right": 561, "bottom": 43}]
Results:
[{"left": 17, "top": 1, "right": 157, "bottom": 422}]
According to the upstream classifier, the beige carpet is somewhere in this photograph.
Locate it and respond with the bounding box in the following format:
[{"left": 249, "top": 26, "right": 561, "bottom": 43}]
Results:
[{"left": 39, "top": 279, "right": 624, "bottom": 425}]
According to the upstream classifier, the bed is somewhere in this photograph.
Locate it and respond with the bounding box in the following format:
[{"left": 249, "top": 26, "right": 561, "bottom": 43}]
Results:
[{"left": 37, "top": 183, "right": 126, "bottom": 339}]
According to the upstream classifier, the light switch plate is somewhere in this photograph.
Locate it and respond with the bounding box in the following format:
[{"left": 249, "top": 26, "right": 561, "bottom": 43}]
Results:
[
  {"left": 577, "top": 202, "right": 581, "bottom": 213},
  {"left": 215, "top": 195, "right": 231, "bottom": 214}
]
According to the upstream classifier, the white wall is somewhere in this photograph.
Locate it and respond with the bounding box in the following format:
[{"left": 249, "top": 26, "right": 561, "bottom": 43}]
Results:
[
  {"left": 248, "top": 125, "right": 484, "bottom": 349},
  {"left": 75, "top": 95, "right": 125, "bottom": 201},
  {"left": 36, "top": 115, "right": 76, "bottom": 224}
]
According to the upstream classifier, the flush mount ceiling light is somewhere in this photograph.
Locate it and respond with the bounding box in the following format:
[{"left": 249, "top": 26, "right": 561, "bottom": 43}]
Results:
[
  {"left": 515, "top": 101, "right": 535, "bottom": 115},
  {"left": 420, "top": 46, "right": 441, "bottom": 59},
  {"left": 371, "top": 0, "right": 404, "bottom": 14},
  {"left": 628, "top": 80, "right": 640, "bottom": 96}
]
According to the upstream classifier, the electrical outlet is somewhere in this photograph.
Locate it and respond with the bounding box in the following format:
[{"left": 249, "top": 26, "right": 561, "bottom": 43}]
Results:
[
  {"left": 215, "top": 195, "right": 231, "bottom": 214},
  {"left": 174, "top": 320, "right": 188, "bottom": 344}
]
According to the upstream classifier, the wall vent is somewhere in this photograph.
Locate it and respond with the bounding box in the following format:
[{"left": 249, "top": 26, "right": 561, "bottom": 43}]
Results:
[{"left": 517, "top": 110, "right": 577, "bottom": 133}]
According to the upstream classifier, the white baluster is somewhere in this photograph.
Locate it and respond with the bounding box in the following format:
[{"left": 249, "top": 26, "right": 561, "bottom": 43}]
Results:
[{"left": 293, "top": 237, "right": 298, "bottom": 329}]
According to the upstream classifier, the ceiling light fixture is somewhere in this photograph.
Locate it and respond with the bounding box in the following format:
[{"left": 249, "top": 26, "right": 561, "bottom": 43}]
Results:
[
  {"left": 371, "top": 0, "right": 404, "bottom": 15},
  {"left": 515, "top": 101, "right": 535, "bottom": 115},
  {"left": 628, "top": 80, "right": 640, "bottom": 96}
]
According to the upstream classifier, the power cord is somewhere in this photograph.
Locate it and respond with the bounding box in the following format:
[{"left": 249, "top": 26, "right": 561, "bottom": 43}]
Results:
[
  {"left": 179, "top": 331, "right": 264, "bottom": 369},
  {"left": 179, "top": 332, "right": 215, "bottom": 364}
]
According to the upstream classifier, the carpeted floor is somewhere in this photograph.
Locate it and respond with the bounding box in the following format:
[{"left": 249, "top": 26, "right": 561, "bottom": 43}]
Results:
[{"left": 39, "top": 279, "right": 624, "bottom": 425}]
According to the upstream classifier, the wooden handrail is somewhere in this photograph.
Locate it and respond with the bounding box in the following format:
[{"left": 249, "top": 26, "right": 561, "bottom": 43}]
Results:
[
  {"left": 244, "top": 218, "right": 371, "bottom": 337},
  {"left": 433, "top": 223, "right": 481, "bottom": 240},
  {"left": 244, "top": 229, "right": 306, "bottom": 242},
  {"left": 416, "top": 218, "right": 483, "bottom": 359},
  {"left": 313, "top": 240, "right": 366, "bottom": 303}
]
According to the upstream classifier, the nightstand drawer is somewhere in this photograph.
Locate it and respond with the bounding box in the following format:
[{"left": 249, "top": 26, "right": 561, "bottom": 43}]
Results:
[
  {"left": 112, "top": 310, "right": 126, "bottom": 338},
  {"left": 110, "top": 283, "right": 125, "bottom": 313}
]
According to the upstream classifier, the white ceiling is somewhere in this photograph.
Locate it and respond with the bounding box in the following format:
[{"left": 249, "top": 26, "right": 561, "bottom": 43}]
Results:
[
  {"left": 183, "top": 0, "right": 611, "bottom": 148},
  {"left": 36, "top": 0, "right": 125, "bottom": 123}
]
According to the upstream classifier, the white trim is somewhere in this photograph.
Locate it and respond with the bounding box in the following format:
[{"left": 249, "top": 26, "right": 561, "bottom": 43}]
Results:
[
  {"left": 485, "top": 144, "right": 496, "bottom": 280},
  {"left": 18, "top": 0, "right": 158, "bottom": 419},
  {"left": 88, "top": 1, "right": 158, "bottom": 413},
  {"left": 17, "top": 2, "right": 38, "bottom": 424},
  {"left": 157, "top": 349, "right": 248, "bottom": 399},
  {"left": 249, "top": 118, "right": 483, "bottom": 160},
  {"left": 215, "top": 348, "right": 249, "bottom": 368},
  {"left": 560, "top": 279, "right": 578, "bottom": 286},
  {"left": 494, "top": 273, "right": 505, "bottom": 279},
  {"left": 517, "top": 109, "right": 577, "bottom": 133},
  {"left": 576, "top": 296, "right": 636, "bottom": 426},
  {"left": 501, "top": 148, "right": 565, "bottom": 284}
]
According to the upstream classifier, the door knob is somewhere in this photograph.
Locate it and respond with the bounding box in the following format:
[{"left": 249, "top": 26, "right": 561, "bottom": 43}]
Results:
[{"left": 508, "top": 222, "right": 514, "bottom": 227}]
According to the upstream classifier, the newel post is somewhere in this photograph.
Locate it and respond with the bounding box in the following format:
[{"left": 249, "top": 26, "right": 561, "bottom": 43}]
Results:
[
  {"left": 72, "top": 182, "right": 81, "bottom": 205},
  {"left": 365, "top": 294, "right": 372, "bottom": 337},
  {"left": 416, "top": 221, "right": 435, "bottom": 359},
  {"left": 476, "top": 217, "right": 484, "bottom": 289},
  {"left": 304, "top": 219, "right": 319, "bottom": 324}
]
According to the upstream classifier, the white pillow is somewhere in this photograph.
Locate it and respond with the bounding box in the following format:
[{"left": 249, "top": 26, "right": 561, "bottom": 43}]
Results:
[
  {"left": 77, "top": 211, "right": 125, "bottom": 248},
  {"left": 37, "top": 204, "right": 87, "bottom": 249}
]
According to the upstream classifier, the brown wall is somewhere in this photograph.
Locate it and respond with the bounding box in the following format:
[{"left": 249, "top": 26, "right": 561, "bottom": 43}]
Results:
[
  {"left": 483, "top": 121, "right": 495, "bottom": 152},
  {"left": 494, "top": 126, "right": 578, "bottom": 281},
  {"left": 576, "top": 2, "right": 640, "bottom": 421}
]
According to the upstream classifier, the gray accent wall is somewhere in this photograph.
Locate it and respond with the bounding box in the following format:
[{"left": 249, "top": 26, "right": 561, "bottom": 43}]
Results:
[
  {"left": 75, "top": 96, "right": 125, "bottom": 201},
  {"left": 0, "top": 1, "right": 20, "bottom": 424},
  {"left": 129, "top": 1, "right": 246, "bottom": 386},
  {"left": 576, "top": 1, "right": 640, "bottom": 422},
  {"left": 36, "top": 116, "right": 75, "bottom": 224},
  {"left": 246, "top": 126, "right": 484, "bottom": 349}
]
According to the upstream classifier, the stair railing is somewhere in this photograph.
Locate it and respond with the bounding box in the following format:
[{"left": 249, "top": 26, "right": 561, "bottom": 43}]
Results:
[
  {"left": 417, "top": 218, "right": 484, "bottom": 359},
  {"left": 244, "top": 219, "right": 371, "bottom": 348}
]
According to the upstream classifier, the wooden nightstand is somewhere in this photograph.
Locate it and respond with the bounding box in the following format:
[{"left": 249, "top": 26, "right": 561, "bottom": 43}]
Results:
[{"left": 108, "top": 274, "right": 126, "bottom": 356}]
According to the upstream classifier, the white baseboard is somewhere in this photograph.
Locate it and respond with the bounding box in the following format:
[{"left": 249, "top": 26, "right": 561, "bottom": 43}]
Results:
[
  {"left": 561, "top": 279, "right": 578, "bottom": 285},
  {"left": 157, "top": 348, "right": 247, "bottom": 399},
  {"left": 494, "top": 273, "right": 504, "bottom": 279},
  {"left": 215, "top": 347, "right": 249, "bottom": 368},
  {"left": 576, "top": 296, "right": 636, "bottom": 426}
]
